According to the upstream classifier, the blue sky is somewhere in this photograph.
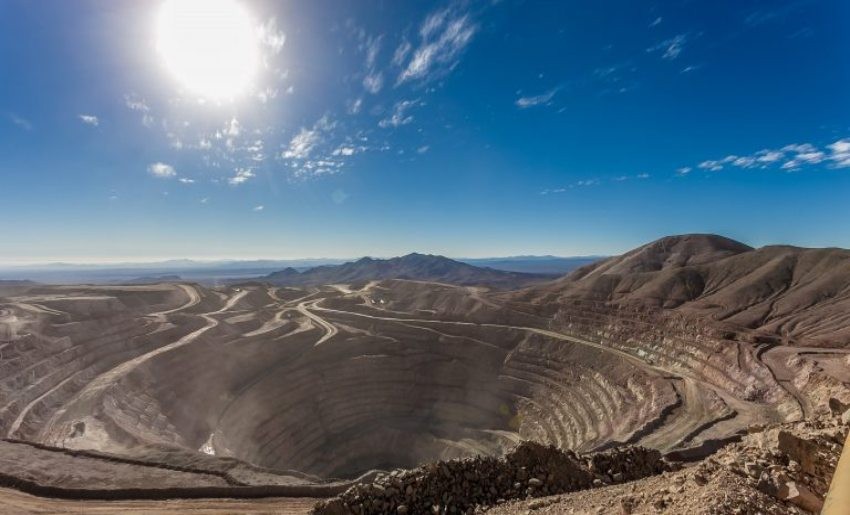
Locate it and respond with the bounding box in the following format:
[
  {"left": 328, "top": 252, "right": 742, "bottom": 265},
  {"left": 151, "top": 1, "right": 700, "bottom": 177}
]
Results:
[{"left": 1, "top": 0, "right": 849, "bottom": 263}]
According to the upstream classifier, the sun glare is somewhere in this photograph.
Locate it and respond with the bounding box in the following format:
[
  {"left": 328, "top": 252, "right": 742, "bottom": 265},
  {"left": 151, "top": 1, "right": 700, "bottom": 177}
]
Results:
[{"left": 156, "top": 0, "right": 259, "bottom": 101}]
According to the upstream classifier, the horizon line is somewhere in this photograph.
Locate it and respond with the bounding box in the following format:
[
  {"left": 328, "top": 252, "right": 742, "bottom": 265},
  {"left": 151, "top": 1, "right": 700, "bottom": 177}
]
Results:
[{"left": 0, "top": 253, "right": 609, "bottom": 268}]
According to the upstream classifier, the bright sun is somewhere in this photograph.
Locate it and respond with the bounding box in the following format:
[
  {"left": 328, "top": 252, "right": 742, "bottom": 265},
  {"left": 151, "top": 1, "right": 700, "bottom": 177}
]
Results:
[{"left": 156, "top": 0, "right": 259, "bottom": 101}]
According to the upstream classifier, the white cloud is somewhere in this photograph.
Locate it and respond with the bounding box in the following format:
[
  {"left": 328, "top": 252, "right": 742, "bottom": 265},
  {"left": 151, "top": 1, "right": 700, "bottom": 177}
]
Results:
[
  {"left": 364, "top": 34, "right": 382, "bottom": 68},
  {"left": 226, "top": 118, "right": 241, "bottom": 137},
  {"left": 379, "top": 100, "right": 418, "bottom": 128},
  {"left": 282, "top": 115, "right": 335, "bottom": 160},
  {"left": 332, "top": 146, "right": 357, "bottom": 157},
  {"left": 575, "top": 179, "right": 600, "bottom": 187},
  {"left": 650, "top": 17, "right": 663, "bottom": 28},
  {"left": 178, "top": 177, "right": 195, "bottom": 184},
  {"left": 516, "top": 89, "right": 557, "bottom": 109},
  {"left": 78, "top": 114, "right": 99, "bottom": 126},
  {"left": 756, "top": 150, "right": 783, "bottom": 163},
  {"left": 167, "top": 132, "right": 183, "bottom": 149},
  {"left": 279, "top": 116, "right": 356, "bottom": 179},
  {"left": 347, "top": 98, "right": 363, "bottom": 115},
  {"left": 781, "top": 149, "right": 825, "bottom": 170},
  {"left": 228, "top": 168, "right": 255, "bottom": 185},
  {"left": 125, "top": 94, "right": 154, "bottom": 127},
  {"left": 363, "top": 72, "right": 384, "bottom": 94},
  {"left": 148, "top": 162, "right": 176, "bottom": 178},
  {"left": 539, "top": 187, "right": 568, "bottom": 195},
  {"left": 648, "top": 34, "right": 687, "bottom": 60},
  {"left": 258, "top": 18, "right": 285, "bottom": 54},
  {"left": 357, "top": 34, "right": 384, "bottom": 94},
  {"left": 397, "top": 8, "right": 476, "bottom": 84},
  {"left": 257, "top": 87, "right": 278, "bottom": 104},
  {"left": 828, "top": 139, "right": 850, "bottom": 168},
  {"left": 676, "top": 167, "right": 692, "bottom": 175},
  {"left": 124, "top": 95, "right": 149, "bottom": 112},
  {"left": 200, "top": 197, "right": 209, "bottom": 204},
  {"left": 417, "top": 145, "right": 430, "bottom": 154},
  {"left": 8, "top": 114, "right": 32, "bottom": 131},
  {"left": 282, "top": 127, "right": 320, "bottom": 159},
  {"left": 253, "top": 205, "right": 264, "bottom": 211},
  {"left": 392, "top": 40, "right": 412, "bottom": 66},
  {"left": 636, "top": 173, "right": 650, "bottom": 179},
  {"left": 690, "top": 139, "right": 850, "bottom": 174}
]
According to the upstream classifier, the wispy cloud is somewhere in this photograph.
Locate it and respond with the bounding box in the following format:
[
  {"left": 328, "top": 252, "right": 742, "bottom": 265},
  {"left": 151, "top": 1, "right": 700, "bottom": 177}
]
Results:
[
  {"left": 148, "top": 162, "right": 176, "bottom": 178},
  {"left": 228, "top": 168, "right": 255, "bottom": 185},
  {"left": 281, "top": 116, "right": 338, "bottom": 163},
  {"left": 828, "top": 139, "right": 850, "bottom": 168},
  {"left": 78, "top": 114, "right": 99, "bottom": 126},
  {"left": 379, "top": 99, "right": 419, "bottom": 128},
  {"left": 744, "top": 2, "right": 810, "bottom": 27},
  {"left": 515, "top": 88, "right": 558, "bottom": 109},
  {"left": 332, "top": 144, "right": 365, "bottom": 157},
  {"left": 8, "top": 113, "right": 32, "bottom": 131},
  {"left": 258, "top": 18, "right": 285, "bottom": 55},
  {"left": 392, "top": 40, "right": 412, "bottom": 66},
  {"left": 691, "top": 138, "right": 850, "bottom": 173},
  {"left": 124, "top": 94, "right": 154, "bottom": 127},
  {"left": 253, "top": 205, "right": 264, "bottom": 211},
  {"left": 363, "top": 72, "right": 384, "bottom": 94},
  {"left": 540, "top": 173, "right": 650, "bottom": 194},
  {"left": 365, "top": 34, "right": 382, "bottom": 68},
  {"left": 397, "top": 7, "right": 477, "bottom": 84},
  {"left": 178, "top": 177, "right": 195, "bottom": 184},
  {"left": 540, "top": 178, "right": 600, "bottom": 194},
  {"left": 282, "top": 128, "right": 321, "bottom": 159},
  {"left": 347, "top": 98, "right": 363, "bottom": 115},
  {"left": 361, "top": 34, "right": 385, "bottom": 94},
  {"left": 649, "top": 17, "right": 663, "bottom": 28},
  {"left": 648, "top": 34, "right": 687, "bottom": 60},
  {"left": 278, "top": 115, "right": 355, "bottom": 178}
]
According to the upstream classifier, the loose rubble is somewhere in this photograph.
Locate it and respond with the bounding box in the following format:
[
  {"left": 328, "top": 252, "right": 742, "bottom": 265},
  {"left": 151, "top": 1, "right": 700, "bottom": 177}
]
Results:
[
  {"left": 315, "top": 404, "right": 849, "bottom": 515},
  {"left": 312, "top": 442, "right": 667, "bottom": 514},
  {"left": 487, "top": 404, "right": 849, "bottom": 514}
]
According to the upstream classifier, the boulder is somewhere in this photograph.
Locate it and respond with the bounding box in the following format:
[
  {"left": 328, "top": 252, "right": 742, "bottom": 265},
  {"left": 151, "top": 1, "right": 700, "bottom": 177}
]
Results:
[{"left": 778, "top": 481, "right": 823, "bottom": 513}]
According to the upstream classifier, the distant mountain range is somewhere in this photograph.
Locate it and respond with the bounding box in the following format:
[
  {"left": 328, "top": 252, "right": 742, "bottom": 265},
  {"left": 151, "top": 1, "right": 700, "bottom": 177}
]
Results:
[
  {"left": 0, "top": 255, "right": 602, "bottom": 285},
  {"left": 262, "top": 253, "right": 556, "bottom": 290},
  {"left": 461, "top": 256, "right": 603, "bottom": 275}
]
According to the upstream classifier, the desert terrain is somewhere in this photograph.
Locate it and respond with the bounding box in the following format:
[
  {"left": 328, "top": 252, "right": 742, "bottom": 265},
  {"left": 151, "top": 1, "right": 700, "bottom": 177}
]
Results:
[{"left": 0, "top": 235, "right": 848, "bottom": 513}]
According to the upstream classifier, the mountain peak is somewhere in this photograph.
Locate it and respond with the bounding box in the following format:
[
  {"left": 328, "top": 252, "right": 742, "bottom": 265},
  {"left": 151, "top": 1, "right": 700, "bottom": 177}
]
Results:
[{"left": 572, "top": 234, "right": 752, "bottom": 279}]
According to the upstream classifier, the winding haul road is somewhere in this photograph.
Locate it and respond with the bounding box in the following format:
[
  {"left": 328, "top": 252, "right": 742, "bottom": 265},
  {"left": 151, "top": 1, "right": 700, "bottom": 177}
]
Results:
[{"left": 38, "top": 286, "right": 247, "bottom": 446}]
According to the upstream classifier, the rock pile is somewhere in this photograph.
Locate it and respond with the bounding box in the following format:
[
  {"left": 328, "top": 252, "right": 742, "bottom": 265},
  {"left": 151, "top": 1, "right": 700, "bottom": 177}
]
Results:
[
  {"left": 703, "top": 412, "right": 848, "bottom": 513},
  {"left": 312, "top": 442, "right": 667, "bottom": 515}
]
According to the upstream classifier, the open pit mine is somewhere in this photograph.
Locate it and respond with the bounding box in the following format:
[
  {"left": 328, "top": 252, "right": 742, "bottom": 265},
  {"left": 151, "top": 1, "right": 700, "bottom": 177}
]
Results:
[{"left": 0, "top": 235, "right": 848, "bottom": 514}]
